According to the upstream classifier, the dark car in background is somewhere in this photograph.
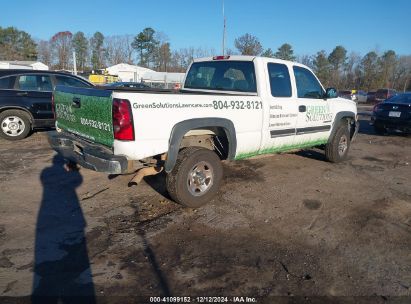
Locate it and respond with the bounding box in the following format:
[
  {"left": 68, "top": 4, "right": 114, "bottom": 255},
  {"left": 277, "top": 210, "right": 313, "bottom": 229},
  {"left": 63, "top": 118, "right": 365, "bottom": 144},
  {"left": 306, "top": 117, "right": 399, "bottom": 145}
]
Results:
[
  {"left": 375, "top": 88, "right": 397, "bottom": 103},
  {"left": 371, "top": 92, "right": 411, "bottom": 134},
  {"left": 0, "top": 70, "right": 93, "bottom": 140},
  {"left": 367, "top": 91, "right": 376, "bottom": 103},
  {"left": 104, "top": 82, "right": 150, "bottom": 89}
]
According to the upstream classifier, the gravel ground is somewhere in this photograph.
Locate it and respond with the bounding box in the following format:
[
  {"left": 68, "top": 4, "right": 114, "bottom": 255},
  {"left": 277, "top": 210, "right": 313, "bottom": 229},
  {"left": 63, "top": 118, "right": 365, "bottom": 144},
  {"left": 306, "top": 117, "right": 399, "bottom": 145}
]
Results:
[{"left": 0, "top": 116, "right": 410, "bottom": 303}]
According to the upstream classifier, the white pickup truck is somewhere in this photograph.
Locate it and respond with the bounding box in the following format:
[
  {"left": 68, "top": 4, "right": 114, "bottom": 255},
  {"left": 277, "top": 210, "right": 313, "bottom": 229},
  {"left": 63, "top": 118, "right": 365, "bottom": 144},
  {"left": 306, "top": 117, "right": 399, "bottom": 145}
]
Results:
[{"left": 49, "top": 55, "right": 359, "bottom": 207}]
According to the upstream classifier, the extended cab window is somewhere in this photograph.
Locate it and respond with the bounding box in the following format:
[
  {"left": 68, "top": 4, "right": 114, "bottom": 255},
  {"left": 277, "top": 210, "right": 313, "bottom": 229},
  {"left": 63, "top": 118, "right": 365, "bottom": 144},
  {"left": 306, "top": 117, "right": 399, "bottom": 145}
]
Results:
[
  {"left": 293, "top": 66, "right": 324, "bottom": 99},
  {"left": 0, "top": 76, "right": 16, "bottom": 89},
  {"left": 184, "top": 61, "right": 257, "bottom": 93},
  {"left": 268, "top": 63, "right": 292, "bottom": 97},
  {"left": 55, "top": 75, "right": 89, "bottom": 88},
  {"left": 17, "top": 75, "right": 53, "bottom": 91}
]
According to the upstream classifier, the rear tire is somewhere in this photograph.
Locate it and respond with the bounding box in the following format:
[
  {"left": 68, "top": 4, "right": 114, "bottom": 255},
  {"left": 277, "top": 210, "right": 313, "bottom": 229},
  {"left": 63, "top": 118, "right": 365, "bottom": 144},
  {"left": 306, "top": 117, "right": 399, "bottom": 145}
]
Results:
[
  {"left": 325, "top": 120, "right": 351, "bottom": 163},
  {"left": 166, "top": 147, "right": 223, "bottom": 208},
  {"left": 0, "top": 110, "right": 32, "bottom": 140}
]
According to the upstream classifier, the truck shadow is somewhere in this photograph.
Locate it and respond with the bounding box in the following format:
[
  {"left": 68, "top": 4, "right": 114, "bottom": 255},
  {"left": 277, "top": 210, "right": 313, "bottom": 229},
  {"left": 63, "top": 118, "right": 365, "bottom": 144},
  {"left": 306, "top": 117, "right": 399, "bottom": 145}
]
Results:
[
  {"left": 294, "top": 149, "right": 326, "bottom": 162},
  {"left": 32, "top": 155, "right": 96, "bottom": 304},
  {"left": 143, "top": 172, "right": 172, "bottom": 200}
]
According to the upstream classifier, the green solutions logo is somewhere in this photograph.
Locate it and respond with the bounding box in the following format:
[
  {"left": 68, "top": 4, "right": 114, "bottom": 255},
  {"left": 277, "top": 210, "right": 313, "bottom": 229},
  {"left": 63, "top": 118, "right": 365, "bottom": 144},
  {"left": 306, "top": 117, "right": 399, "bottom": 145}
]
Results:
[{"left": 306, "top": 105, "right": 333, "bottom": 122}]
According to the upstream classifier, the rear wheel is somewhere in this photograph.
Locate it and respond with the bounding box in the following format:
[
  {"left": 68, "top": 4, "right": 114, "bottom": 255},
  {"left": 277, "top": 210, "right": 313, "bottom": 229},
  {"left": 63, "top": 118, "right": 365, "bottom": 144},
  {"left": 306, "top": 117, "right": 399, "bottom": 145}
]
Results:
[
  {"left": 166, "top": 147, "right": 223, "bottom": 208},
  {"left": 0, "top": 110, "right": 32, "bottom": 140},
  {"left": 325, "top": 121, "right": 351, "bottom": 163}
]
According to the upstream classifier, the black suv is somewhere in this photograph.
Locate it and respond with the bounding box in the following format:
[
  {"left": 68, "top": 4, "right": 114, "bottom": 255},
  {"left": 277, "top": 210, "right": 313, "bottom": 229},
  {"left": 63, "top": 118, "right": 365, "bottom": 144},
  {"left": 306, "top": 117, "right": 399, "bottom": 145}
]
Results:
[{"left": 0, "top": 70, "right": 93, "bottom": 140}]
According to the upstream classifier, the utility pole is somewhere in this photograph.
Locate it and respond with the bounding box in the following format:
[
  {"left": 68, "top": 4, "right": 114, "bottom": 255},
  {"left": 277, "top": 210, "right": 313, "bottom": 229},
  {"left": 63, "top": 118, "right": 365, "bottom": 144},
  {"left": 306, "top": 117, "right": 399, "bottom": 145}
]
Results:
[{"left": 222, "top": 0, "right": 226, "bottom": 56}]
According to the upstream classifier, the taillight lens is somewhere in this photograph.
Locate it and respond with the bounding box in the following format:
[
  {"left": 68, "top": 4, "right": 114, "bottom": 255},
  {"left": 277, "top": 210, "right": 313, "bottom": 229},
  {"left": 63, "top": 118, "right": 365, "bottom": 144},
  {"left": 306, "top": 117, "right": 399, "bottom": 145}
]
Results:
[
  {"left": 112, "top": 98, "right": 134, "bottom": 141},
  {"left": 213, "top": 55, "right": 230, "bottom": 60}
]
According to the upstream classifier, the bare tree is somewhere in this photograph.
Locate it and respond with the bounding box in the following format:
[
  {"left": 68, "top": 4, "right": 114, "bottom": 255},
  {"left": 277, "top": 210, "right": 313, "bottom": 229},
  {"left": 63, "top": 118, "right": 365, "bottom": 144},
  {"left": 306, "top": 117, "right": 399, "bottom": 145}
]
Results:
[
  {"left": 51, "top": 31, "right": 73, "bottom": 70},
  {"left": 37, "top": 40, "right": 52, "bottom": 67},
  {"left": 105, "top": 35, "right": 132, "bottom": 66}
]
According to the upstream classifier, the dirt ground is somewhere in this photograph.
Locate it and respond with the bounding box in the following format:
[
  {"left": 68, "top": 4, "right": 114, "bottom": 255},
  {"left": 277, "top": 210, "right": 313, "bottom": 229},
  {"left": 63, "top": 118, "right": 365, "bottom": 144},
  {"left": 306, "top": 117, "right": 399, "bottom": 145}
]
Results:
[{"left": 0, "top": 113, "right": 410, "bottom": 303}]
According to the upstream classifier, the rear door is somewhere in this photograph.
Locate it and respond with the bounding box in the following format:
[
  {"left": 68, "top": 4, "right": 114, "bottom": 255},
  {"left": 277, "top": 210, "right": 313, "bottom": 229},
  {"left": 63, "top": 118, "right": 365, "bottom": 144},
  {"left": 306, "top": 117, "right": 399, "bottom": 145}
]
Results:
[
  {"left": 0, "top": 75, "right": 20, "bottom": 105},
  {"left": 16, "top": 74, "right": 53, "bottom": 120},
  {"left": 54, "top": 86, "right": 114, "bottom": 147},
  {"left": 262, "top": 62, "right": 298, "bottom": 152},
  {"left": 293, "top": 66, "right": 332, "bottom": 146}
]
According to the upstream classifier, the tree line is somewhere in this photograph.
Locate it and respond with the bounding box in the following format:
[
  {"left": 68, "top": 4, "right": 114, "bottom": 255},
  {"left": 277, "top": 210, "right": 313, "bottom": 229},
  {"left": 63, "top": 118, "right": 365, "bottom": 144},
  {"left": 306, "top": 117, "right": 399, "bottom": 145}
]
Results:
[
  {"left": 233, "top": 33, "right": 411, "bottom": 92},
  {"left": 0, "top": 26, "right": 410, "bottom": 91}
]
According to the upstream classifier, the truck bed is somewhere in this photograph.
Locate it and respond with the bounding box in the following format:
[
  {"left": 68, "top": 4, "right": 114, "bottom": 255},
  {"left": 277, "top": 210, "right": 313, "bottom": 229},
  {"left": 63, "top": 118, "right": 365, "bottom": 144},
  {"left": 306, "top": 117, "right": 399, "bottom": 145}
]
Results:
[{"left": 95, "top": 85, "right": 255, "bottom": 96}]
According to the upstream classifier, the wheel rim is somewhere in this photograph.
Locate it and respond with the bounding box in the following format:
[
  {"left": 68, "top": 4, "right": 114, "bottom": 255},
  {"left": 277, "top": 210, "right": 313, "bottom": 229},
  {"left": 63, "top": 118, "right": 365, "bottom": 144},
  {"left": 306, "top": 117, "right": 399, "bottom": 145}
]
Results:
[
  {"left": 1, "top": 116, "right": 26, "bottom": 137},
  {"left": 187, "top": 161, "right": 214, "bottom": 196},
  {"left": 338, "top": 135, "right": 348, "bottom": 156}
]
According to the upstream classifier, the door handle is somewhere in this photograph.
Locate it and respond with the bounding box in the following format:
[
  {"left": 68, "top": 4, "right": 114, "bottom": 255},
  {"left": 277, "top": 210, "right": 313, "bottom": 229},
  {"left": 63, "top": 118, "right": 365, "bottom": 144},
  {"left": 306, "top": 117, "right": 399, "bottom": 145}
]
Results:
[
  {"left": 72, "top": 97, "right": 81, "bottom": 108},
  {"left": 17, "top": 92, "right": 28, "bottom": 96},
  {"left": 299, "top": 105, "right": 306, "bottom": 112}
]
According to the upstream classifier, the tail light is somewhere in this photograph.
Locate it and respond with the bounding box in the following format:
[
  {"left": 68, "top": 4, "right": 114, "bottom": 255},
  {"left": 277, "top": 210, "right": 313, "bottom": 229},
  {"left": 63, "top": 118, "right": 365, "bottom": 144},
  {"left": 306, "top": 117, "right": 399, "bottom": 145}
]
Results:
[
  {"left": 112, "top": 98, "right": 134, "bottom": 141},
  {"left": 213, "top": 55, "right": 230, "bottom": 60}
]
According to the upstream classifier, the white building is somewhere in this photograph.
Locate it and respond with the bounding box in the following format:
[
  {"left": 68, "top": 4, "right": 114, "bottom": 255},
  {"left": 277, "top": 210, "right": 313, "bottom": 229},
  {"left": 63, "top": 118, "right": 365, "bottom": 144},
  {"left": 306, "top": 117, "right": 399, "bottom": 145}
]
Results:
[
  {"left": 106, "top": 63, "right": 154, "bottom": 82},
  {"left": 0, "top": 61, "right": 49, "bottom": 70},
  {"left": 106, "top": 63, "right": 185, "bottom": 87}
]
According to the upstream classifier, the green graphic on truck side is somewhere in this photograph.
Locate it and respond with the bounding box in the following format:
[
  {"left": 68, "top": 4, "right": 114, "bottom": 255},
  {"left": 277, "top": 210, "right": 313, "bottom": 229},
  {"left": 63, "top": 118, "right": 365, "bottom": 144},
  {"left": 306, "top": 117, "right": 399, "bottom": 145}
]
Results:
[
  {"left": 235, "top": 139, "right": 328, "bottom": 160},
  {"left": 54, "top": 90, "right": 114, "bottom": 147}
]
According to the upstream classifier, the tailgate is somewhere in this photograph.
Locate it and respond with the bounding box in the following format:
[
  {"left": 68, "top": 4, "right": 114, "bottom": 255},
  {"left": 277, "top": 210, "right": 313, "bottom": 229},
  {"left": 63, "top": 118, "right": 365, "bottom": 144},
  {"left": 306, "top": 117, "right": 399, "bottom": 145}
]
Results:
[{"left": 54, "top": 86, "right": 114, "bottom": 147}]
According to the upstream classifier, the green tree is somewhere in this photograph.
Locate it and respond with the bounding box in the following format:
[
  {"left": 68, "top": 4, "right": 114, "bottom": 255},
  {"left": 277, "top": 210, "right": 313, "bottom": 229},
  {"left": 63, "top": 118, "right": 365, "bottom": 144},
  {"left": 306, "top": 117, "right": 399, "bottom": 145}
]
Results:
[
  {"left": 274, "top": 43, "right": 296, "bottom": 61},
  {"left": 0, "top": 26, "right": 37, "bottom": 60},
  {"left": 313, "top": 50, "right": 331, "bottom": 87},
  {"left": 328, "top": 45, "right": 347, "bottom": 87},
  {"left": 154, "top": 42, "right": 172, "bottom": 72},
  {"left": 234, "top": 33, "right": 263, "bottom": 56},
  {"left": 72, "top": 31, "right": 88, "bottom": 71},
  {"left": 379, "top": 50, "right": 397, "bottom": 88},
  {"left": 131, "top": 27, "right": 159, "bottom": 67},
  {"left": 360, "top": 51, "right": 379, "bottom": 91},
  {"left": 90, "top": 32, "right": 105, "bottom": 70},
  {"left": 261, "top": 48, "right": 275, "bottom": 58}
]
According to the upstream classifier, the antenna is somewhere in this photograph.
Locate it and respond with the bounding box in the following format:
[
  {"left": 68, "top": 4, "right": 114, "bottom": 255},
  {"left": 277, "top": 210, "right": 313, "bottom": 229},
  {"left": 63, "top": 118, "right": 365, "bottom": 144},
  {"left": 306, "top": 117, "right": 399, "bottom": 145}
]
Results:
[{"left": 222, "top": 0, "right": 226, "bottom": 55}]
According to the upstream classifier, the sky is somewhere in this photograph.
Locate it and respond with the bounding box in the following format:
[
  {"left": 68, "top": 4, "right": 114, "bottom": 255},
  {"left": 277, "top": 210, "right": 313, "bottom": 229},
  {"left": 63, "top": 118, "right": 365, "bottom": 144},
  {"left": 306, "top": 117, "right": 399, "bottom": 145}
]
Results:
[{"left": 2, "top": 0, "right": 411, "bottom": 56}]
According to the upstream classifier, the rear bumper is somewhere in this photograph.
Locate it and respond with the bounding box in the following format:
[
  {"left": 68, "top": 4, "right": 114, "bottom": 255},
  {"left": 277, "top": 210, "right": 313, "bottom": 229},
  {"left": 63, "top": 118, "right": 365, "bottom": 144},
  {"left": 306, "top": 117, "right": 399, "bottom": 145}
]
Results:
[
  {"left": 48, "top": 131, "right": 130, "bottom": 174},
  {"left": 372, "top": 116, "right": 411, "bottom": 131}
]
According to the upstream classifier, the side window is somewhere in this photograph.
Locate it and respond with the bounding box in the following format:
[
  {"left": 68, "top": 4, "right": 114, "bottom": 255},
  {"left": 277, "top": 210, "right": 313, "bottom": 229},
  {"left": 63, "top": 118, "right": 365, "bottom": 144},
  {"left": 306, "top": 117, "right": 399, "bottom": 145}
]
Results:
[
  {"left": 293, "top": 66, "right": 324, "bottom": 99},
  {"left": 38, "top": 75, "right": 53, "bottom": 91},
  {"left": 17, "top": 75, "right": 53, "bottom": 91},
  {"left": 0, "top": 76, "right": 16, "bottom": 89},
  {"left": 55, "top": 75, "right": 89, "bottom": 88},
  {"left": 268, "top": 63, "right": 292, "bottom": 97},
  {"left": 18, "top": 75, "right": 37, "bottom": 90}
]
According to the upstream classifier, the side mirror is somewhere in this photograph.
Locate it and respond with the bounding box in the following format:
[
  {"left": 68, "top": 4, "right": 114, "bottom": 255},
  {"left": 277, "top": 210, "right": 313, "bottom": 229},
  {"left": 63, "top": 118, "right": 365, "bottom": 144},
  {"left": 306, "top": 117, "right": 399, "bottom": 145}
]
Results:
[{"left": 325, "top": 88, "right": 338, "bottom": 99}]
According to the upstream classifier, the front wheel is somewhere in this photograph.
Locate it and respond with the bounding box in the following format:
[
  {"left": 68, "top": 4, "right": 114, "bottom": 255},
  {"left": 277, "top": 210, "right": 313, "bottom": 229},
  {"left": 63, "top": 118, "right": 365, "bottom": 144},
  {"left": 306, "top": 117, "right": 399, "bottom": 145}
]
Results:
[
  {"left": 325, "top": 121, "right": 351, "bottom": 163},
  {"left": 166, "top": 147, "right": 223, "bottom": 208},
  {"left": 0, "top": 110, "right": 32, "bottom": 140}
]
